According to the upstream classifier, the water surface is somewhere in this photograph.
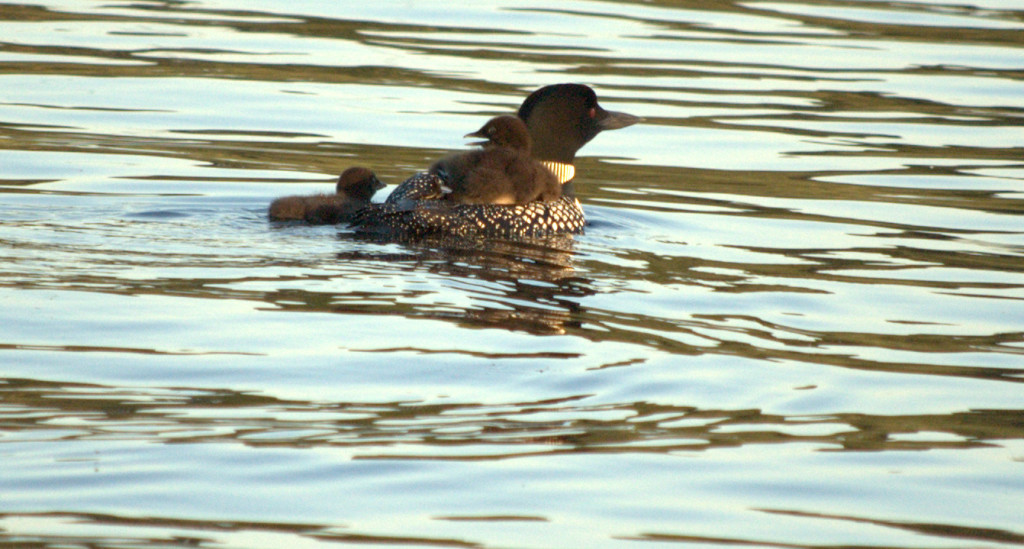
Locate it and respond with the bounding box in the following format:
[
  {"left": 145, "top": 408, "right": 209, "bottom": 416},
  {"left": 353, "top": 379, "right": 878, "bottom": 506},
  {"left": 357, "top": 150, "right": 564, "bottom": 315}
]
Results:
[{"left": 1, "top": 0, "right": 1023, "bottom": 547}]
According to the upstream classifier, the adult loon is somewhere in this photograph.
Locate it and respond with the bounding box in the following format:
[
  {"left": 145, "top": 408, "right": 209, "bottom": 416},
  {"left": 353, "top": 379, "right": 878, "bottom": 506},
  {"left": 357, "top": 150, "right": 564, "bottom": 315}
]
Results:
[{"left": 351, "top": 83, "right": 639, "bottom": 238}]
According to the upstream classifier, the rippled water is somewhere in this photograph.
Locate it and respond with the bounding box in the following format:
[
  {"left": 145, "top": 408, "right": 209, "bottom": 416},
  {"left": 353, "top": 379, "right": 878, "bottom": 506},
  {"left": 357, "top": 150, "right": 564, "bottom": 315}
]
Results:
[{"left": 2, "top": 1, "right": 1023, "bottom": 547}]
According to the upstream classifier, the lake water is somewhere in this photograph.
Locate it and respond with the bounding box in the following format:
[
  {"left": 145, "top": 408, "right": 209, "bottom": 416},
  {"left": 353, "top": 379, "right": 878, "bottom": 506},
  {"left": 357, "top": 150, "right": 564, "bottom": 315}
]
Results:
[{"left": 2, "top": 0, "right": 1023, "bottom": 547}]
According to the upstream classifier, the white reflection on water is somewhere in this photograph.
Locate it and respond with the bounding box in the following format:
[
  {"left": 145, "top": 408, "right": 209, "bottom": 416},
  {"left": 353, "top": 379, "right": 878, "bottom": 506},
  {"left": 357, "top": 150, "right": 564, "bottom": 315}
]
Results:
[{"left": 749, "top": 1, "right": 1024, "bottom": 29}]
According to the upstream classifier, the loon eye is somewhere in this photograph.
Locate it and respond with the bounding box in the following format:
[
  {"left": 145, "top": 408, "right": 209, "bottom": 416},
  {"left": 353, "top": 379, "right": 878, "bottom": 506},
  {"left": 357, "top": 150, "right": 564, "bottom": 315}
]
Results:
[{"left": 588, "top": 107, "right": 597, "bottom": 118}]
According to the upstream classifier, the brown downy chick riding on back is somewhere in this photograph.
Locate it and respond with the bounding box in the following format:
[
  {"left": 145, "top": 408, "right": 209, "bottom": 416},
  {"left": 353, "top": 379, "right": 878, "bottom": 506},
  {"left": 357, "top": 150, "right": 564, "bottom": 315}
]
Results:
[{"left": 429, "top": 115, "right": 560, "bottom": 206}]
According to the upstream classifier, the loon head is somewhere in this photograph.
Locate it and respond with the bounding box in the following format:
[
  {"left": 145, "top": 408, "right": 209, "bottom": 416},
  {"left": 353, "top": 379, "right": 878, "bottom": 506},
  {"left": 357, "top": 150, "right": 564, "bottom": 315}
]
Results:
[{"left": 517, "top": 83, "right": 640, "bottom": 164}]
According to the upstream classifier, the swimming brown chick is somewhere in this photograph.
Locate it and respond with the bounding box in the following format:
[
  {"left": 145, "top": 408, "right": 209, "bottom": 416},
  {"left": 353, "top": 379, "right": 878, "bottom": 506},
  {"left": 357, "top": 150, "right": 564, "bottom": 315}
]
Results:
[
  {"left": 268, "top": 167, "right": 384, "bottom": 224},
  {"left": 429, "top": 115, "right": 561, "bottom": 206}
]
